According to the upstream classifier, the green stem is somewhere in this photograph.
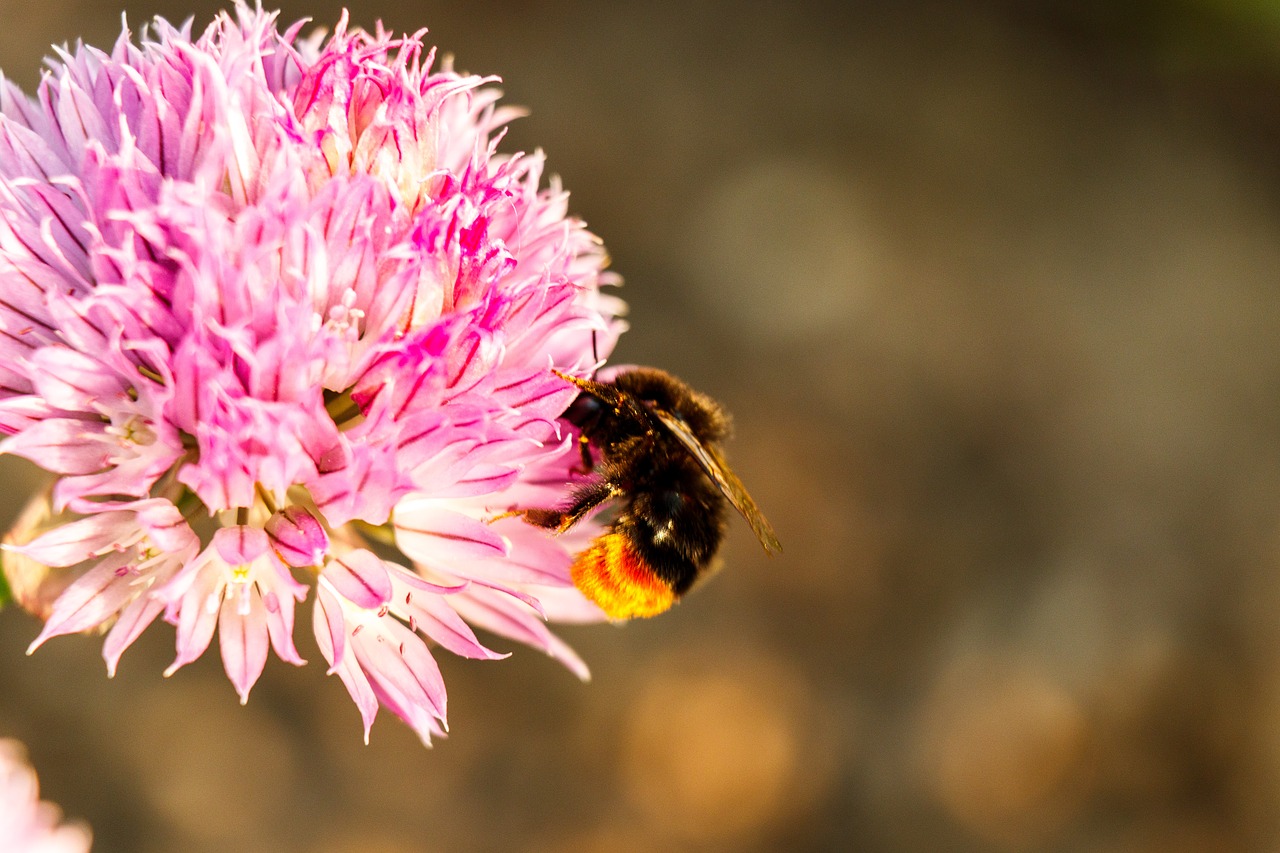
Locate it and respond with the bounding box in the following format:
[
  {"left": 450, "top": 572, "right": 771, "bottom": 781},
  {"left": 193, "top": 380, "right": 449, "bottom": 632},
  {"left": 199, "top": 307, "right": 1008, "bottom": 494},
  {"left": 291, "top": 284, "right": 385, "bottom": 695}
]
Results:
[
  {"left": 353, "top": 519, "right": 397, "bottom": 547},
  {"left": 0, "top": 558, "right": 11, "bottom": 610},
  {"left": 324, "top": 388, "right": 365, "bottom": 429},
  {"left": 256, "top": 485, "right": 278, "bottom": 515}
]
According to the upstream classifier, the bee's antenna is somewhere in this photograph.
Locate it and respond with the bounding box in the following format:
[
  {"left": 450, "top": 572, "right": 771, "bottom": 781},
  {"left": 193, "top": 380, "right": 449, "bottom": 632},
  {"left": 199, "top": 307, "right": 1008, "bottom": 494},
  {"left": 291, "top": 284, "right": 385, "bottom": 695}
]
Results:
[{"left": 590, "top": 329, "right": 601, "bottom": 378}]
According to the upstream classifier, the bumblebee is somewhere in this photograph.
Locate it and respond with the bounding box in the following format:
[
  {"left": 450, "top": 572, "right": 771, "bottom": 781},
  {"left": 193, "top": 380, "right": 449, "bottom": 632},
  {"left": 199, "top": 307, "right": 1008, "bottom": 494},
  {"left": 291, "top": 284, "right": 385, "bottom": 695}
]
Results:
[{"left": 520, "top": 367, "right": 781, "bottom": 619}]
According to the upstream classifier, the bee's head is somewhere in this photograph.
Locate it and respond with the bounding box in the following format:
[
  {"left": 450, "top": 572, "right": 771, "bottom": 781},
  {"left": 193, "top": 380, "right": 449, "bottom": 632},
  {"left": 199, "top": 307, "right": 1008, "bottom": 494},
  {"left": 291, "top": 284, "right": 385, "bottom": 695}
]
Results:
[{"left": 613, "top": 368, "right": 731, "bottom": 443}]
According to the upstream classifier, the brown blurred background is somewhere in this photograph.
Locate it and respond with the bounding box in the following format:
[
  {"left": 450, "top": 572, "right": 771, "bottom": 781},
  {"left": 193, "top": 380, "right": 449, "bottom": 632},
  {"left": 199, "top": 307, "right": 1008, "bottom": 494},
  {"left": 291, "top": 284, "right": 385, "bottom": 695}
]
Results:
[{"left": 5, "top": 0, "right": 1280, "bottom": 850}]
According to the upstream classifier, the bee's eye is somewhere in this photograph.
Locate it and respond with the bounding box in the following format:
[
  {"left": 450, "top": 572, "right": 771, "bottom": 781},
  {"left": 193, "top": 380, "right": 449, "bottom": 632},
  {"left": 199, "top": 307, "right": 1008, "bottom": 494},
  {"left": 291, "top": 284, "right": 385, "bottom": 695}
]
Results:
[{"left": 564, "top": 393, "right": 603, "bottom": 427}]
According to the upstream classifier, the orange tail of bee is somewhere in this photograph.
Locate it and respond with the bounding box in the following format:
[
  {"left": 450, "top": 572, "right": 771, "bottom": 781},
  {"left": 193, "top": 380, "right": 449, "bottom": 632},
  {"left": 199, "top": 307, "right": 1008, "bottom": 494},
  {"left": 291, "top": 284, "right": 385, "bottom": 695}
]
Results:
[{"left": 570, "top": 533, "right": 676, "bottom": 620}]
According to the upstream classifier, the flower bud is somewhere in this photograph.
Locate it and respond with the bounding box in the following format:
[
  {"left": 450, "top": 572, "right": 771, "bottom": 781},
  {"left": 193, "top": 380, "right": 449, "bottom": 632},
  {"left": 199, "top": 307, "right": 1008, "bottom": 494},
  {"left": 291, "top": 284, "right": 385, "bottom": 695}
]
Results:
[{"left": 265, "top": 506, "right": 329, "bottom": 567}]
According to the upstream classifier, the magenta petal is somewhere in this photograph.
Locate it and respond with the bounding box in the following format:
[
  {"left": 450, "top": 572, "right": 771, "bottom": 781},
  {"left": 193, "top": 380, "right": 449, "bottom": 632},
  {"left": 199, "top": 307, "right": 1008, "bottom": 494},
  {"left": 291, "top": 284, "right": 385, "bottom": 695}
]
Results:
[
  {"left": 429, "top": 463, "right": 521, "bottom": 498},
  {"left": 487, "top": 368, "right": 577, "bottom": 421}
]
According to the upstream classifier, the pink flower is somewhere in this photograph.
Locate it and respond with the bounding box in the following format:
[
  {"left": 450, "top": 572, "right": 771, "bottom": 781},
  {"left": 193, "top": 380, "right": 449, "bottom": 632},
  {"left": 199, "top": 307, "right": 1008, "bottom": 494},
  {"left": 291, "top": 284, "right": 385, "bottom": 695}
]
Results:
[
  {"left": 0, "top": 740, "right": 91, "bottom": 853},
  {"left": 0, "top": 4, "right": 622, "bottom": 743}
]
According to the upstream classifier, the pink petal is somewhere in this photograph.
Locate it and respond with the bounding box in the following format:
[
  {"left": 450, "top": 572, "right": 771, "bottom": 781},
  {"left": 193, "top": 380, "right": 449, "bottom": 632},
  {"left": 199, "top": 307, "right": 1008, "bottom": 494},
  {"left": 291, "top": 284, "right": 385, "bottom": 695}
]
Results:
[
  {"left": 393, "top": 506, "right": 509, "bottom": 565},
  {"left": 323, "top": 549, "right": 393, "bottom": 609},
  {"left": 26, "top": 553, "right": 135, "bottom": 651},
  {"left": 212, "top": 525, "right": 270, "bottom": 566},
  {"left": 451, "top": 586, "right": 590, "bottom": 681},
  {"left": 388, "top": 562, "right": 468, "bottom": 596},
  {"left": 259, "top": 561, "right": 308, "bottom": 666},
  {"left": 164, "top": 567, "right": 222, "bottom": 676},
  {"left": 312, "top": 585, "right": 348, "bottom": 674},
  {"left": 352, "top": 617, "right": 447, "bottom": 723},
  {"left": 134, "top": 500, "right": 198, "bottom": 553},
  {"left": 313, "top": 586, "right": 378, "bottom": 742},
  {"left": 369, "top": 677, "right": 447, "bottom": 746},
  {"left": 398, "top": 587, "right": 506, "bottom": 661},
  {"left": 27, "top": 346, "right": 129, "bottom": 411},
  {"left": 219, "top": 583, "right": 271, "bottom": 703},
  {"left": 10, "top": 510, "right": 134, "bottom": 567},
  {"left": 1, "top": 418, "right": 111, "bottom": 475},
  {"left": 103, "top": 592, "right": 167, "bottom": 676}
]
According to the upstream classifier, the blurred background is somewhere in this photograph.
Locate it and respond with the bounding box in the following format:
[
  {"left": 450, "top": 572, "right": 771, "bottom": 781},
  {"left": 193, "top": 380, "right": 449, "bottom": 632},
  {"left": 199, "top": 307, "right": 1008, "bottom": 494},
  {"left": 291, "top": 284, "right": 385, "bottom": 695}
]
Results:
[{"left": 3, "top": 0, "right": 1280, "bottom": 850}]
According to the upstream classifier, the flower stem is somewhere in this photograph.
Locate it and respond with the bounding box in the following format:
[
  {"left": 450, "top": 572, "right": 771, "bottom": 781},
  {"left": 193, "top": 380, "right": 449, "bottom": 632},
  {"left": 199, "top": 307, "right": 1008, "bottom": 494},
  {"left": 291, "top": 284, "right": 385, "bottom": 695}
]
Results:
[
  {"left": 0, "top": 558, "right": 11, "bottom": 610},
  {"left": 324, "top": 388, "right": 365, "bottom": 429}
]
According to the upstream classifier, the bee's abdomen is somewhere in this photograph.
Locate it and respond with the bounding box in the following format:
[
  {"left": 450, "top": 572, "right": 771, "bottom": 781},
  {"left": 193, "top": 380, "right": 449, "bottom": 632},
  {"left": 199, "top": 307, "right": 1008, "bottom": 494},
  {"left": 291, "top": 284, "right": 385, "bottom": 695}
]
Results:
[{"left": 570, "top": 532, "right": 677, "bottom": 620}]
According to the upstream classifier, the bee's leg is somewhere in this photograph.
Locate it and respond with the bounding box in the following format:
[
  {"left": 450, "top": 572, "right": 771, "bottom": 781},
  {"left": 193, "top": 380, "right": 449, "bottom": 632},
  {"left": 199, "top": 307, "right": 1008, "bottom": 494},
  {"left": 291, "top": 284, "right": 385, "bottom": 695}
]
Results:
[
  {"left": 520, "top": 479, "right": 619, "bottom": 534},
  {"left": 571, "top": 433, "right": 595, "bottom": 475}
]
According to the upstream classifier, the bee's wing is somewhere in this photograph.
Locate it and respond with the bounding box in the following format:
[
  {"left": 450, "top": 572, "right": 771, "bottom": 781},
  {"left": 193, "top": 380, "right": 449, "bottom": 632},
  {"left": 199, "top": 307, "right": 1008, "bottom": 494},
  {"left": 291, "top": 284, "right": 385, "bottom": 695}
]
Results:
[{"left": 651, "top": 409, "right": 782, "bottom": 555}]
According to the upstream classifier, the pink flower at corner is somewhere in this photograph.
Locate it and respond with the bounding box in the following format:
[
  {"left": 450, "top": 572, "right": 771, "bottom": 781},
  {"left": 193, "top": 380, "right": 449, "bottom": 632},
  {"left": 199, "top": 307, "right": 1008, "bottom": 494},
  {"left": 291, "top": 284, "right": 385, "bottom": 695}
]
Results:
[
  {"left": 0, "top": 3, "right": 623, "bottom": 744},
  {"left": 0, "top": 740, "right": 91, "bottom": 853}
]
